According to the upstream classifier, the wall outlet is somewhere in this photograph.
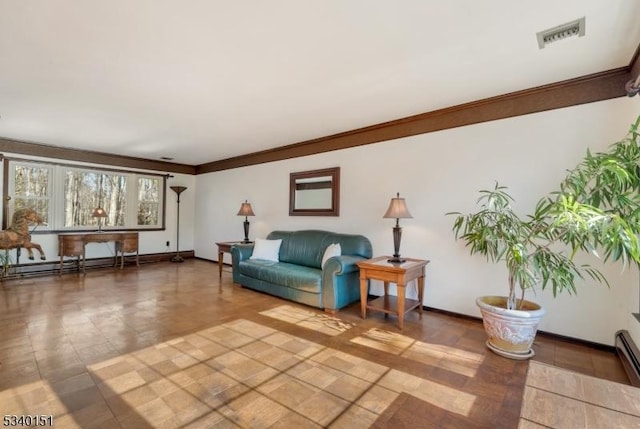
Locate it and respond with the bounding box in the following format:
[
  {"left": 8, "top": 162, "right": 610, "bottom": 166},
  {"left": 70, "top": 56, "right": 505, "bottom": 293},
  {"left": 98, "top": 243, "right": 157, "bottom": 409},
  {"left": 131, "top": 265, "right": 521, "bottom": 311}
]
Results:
[{"left": 166, "top": 241, "right": 170, "bottom": 247}]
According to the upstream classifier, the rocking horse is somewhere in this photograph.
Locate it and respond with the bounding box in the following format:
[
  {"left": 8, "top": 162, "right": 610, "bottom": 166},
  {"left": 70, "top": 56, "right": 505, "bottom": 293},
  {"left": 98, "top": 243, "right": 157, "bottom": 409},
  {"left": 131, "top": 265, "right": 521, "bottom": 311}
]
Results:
[{"left": 0, "top": 208, "right": 47, "bottom": 261}]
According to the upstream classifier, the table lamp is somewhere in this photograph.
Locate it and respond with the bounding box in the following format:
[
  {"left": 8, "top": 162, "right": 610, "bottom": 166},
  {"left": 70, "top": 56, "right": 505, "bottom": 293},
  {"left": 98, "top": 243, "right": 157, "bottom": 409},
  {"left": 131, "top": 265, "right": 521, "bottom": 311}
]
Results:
[
  {"left": 237, "top": 200, "right": 255, "bottom": 243},
  {"left": 92, "top": 207, "right": 108, "bottom": 232},
  {"left": 383, "top": 192, "right": 413, "bottom": 263}
]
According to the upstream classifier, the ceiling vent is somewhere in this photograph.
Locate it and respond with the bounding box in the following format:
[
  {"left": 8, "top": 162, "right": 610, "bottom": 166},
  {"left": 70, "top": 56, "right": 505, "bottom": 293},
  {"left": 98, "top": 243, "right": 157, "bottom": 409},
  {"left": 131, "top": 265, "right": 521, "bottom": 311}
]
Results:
[{"left": 536, "top": 17, "right": 585, "bottom": 49}]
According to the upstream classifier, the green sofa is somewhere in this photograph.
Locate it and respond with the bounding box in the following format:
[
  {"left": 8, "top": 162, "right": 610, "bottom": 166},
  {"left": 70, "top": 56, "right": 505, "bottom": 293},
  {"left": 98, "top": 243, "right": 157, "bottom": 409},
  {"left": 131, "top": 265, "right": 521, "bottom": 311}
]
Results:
[{"left": 231, "top": 230, "right": 373, "bottom": 312}]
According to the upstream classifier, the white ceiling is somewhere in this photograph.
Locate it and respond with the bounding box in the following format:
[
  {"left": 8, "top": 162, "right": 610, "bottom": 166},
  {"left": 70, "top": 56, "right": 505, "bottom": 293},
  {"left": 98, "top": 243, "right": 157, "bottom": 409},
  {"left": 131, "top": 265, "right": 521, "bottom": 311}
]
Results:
[{"left": 1, "top": 1, "right": 639, "bottom": 166}]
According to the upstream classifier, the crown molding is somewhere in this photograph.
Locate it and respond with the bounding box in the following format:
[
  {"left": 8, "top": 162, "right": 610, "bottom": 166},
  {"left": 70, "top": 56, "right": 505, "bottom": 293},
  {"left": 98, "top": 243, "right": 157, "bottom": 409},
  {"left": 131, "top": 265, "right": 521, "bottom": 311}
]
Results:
[
  {"left": 196, "top": 66, "right": 633, "bottom": 174},
  {"left": 0, "top": 137, "right": 196, "bottom": 175}
]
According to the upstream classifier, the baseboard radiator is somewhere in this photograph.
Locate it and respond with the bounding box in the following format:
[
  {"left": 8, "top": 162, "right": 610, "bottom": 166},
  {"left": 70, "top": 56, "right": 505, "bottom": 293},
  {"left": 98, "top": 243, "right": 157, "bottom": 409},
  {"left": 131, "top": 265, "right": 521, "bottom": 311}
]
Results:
[
  {"left": 615, "top": 330, "right": 640, "bottom": 387},
  {"left": 0, "top": 250, "right": 195, "bottom": 280}
]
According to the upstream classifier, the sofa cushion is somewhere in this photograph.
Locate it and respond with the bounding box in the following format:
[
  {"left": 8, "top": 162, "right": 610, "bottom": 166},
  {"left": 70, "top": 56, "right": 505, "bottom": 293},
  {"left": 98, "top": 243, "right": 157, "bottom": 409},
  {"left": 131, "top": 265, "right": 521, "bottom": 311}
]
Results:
[
  {"left": 250, "top": 238, "right": 282, "bottom": 262},
  {"left": 238, "top": 259, "right": 322, "bottom": 293},
  {"left": 322, "top": 243, "right": 341, "bottom": 267}
]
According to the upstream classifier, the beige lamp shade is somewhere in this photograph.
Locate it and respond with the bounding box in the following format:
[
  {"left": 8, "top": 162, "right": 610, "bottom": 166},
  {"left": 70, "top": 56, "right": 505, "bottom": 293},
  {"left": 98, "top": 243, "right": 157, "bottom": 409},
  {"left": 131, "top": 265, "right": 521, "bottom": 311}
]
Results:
[
  {"left": 237, "top": 201, "right": 255, "bottom": 217},
  {"left": 383, "top": 193, "right": 413, "bottom": 219}
]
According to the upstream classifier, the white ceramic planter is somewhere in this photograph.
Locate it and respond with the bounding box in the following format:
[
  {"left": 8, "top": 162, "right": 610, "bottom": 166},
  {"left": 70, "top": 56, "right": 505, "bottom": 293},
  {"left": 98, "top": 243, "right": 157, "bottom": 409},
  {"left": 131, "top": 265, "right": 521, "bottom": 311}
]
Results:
[{"left": 476, "top": 295, "right": 546, "bottom": 359}]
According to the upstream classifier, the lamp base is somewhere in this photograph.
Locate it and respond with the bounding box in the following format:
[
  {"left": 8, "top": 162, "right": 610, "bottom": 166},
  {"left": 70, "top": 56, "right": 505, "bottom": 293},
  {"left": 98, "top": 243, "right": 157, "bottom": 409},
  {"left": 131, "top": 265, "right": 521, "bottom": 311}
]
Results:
[
  {"left": 171, "top": 255, "right": 185, "bottom": 263},
  {"left": 243, "top": 220, "right": 251, "bottom": 243},
  {"left": 387, "top": 257, "right": 406, "bottom": 264}
]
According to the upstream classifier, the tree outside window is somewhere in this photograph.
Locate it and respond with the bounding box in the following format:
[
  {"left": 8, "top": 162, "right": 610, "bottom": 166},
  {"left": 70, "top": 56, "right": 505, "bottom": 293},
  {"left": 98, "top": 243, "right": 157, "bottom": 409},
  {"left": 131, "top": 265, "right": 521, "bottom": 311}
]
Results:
[
  {"left": 64, "top": 170, "right": 127, "bottom": 228},
  {"left": 12, "top": 164, "right": 50, "bottom": 224}
]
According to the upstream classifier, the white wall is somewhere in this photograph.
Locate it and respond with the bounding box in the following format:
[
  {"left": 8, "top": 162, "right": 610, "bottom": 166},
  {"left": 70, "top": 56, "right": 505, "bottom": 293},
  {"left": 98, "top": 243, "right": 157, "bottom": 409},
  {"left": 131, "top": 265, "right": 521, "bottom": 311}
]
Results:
[
  {"left": 195, "top": 97, "right": 640, "bottom": 345},
  {"left": 627, "top": 100, "right": 640, "bottom": 349},
  {"left": 0, "top": 156, "right": 196, "bottom": 262}
]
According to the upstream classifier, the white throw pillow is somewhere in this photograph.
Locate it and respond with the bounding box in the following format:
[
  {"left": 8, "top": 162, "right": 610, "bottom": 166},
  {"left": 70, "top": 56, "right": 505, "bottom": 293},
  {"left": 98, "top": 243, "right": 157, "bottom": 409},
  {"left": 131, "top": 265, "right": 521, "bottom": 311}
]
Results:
[
  {"left": 322, "top": 243, "right": 342, "bottom": 268},
  {"left": 250, "top": 238, "right": 282, "bottom": 262}
]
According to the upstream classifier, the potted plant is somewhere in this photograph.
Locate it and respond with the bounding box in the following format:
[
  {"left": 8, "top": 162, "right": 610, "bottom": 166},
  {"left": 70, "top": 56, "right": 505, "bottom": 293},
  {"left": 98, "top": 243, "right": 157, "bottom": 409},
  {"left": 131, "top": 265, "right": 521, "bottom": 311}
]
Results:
[{"left": 449, "top": 115, "right": 640, "bottom": 359}]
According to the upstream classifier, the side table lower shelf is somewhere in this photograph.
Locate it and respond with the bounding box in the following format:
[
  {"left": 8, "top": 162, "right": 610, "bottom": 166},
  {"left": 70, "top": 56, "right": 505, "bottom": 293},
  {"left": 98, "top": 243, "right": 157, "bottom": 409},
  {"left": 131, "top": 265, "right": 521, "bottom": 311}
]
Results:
[{"left": 366, "top": 295, "right": 422, "bottom": 317}]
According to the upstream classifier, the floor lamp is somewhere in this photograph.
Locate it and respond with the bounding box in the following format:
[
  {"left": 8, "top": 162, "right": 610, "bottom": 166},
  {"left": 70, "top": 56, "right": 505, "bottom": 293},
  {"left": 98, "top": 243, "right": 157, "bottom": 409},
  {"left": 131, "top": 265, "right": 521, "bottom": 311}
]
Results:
[{"left": 170, "top": 186, "right": 187, "bottom": 263}]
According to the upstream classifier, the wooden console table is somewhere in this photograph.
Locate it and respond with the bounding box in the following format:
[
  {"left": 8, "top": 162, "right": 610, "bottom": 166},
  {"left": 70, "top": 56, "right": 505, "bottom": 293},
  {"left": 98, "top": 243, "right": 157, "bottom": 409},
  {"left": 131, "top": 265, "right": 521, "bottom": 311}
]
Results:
[
  {"left": 58, "top": 232, "right": 139, "bottom": 274},
  {"left": 215, "top": 241, "right": 251, "bottom": 278},
  {"left": 357, "top": 256, "right": 430, "bottom": 330}
]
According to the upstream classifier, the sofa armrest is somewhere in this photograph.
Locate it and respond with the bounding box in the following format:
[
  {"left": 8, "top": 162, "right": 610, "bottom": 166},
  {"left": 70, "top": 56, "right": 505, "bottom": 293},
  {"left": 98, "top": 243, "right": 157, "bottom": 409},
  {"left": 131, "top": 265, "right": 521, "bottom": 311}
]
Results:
[
  {"left": 323, "top": 255, "right": 364, "bottom": 275},
  {"left": 231, "top": 243, "right": 254, "bottom": 283},
  {"left": 322, "top": 255, "right": 368, "bottom": 311}
]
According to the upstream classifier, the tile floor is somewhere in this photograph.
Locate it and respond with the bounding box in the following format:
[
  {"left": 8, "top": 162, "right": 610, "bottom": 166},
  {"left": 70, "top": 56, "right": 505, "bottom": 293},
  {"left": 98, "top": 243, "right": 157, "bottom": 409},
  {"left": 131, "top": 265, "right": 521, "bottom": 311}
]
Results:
[
  {"left": 519, "top": 362, "right": 640, "bottom": 428},
  {"left": 0, "top": 259, "right": 634, "bottom": 428}
]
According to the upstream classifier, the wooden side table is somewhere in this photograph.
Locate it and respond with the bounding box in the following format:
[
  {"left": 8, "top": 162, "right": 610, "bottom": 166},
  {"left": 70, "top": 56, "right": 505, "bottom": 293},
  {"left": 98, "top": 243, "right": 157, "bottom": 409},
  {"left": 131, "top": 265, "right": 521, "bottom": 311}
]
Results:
[
  {"left": 357, "top": 256, "right": 430, "bottom": 329},
  {"left": 215, "top": 241, "right": 251, "bottom": 278}
]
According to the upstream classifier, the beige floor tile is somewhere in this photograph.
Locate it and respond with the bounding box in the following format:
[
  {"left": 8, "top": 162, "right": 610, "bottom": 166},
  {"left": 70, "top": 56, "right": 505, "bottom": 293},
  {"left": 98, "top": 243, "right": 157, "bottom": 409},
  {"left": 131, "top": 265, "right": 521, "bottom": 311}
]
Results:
[
  {"left": 580, "top": 373, "right": 640, "bottom": 416},
  {"left": 517, "top": 419, "right": 550, "bottom": 428},
  {"left": 520, "top": 386, "right": 587, "bottom": 427},
  {"left": 220, "top": 391, "right": 291, "bottom": 429},
  {"left": 58, "top": 386, "right": 107, "bottom": 413},
  {"left": 225, "top": 319, "right": 278, "bottom": 338},
  {"left": 183, "top": 410, "right": 236, "bottom": 428},
  {"left": 296, "top": 390, "right": 351, "bottom": 427},
  {"left": 131, "top": 347, "right": 170, "bottom": 366},
  {"left": 261, "top": 332, "right": 323, "bottom": 357},
  {"left": 324, "top": 373, "right": 372, "bottom": 401},
  {"left": 288, "top": 360, "right": 344, "bottom": 390},
  {"left": 376, "top": 368, "right": 423, "bottom": 393},
  {"left": 244, "top": 342, "right": 303, "bottom": 371},
  {"left": 106, "top": 384, "right": 158, "bottom": 416},
  {"left": 128, "top": 397, "right": 181, "bottom": 428},
  {"left": 257, "top": 373, "right": 319, "bottom": 408},
  {"left": 350, "top": 335, "right": 405, "bottom": 355},
  {"left": 39, "top": 361, "right": 88, "bottom": 383},
  {"left": 170, "top": 352, "right": 199, "bottom": 369},
  {"left": 201, "top": 327, "right": 255, "bottom": 348},
  {"left": 98, "top": 370, "right": 147, "bottom": 397},
  {"left": 355, "top": 385, "right": 399, "bottom": 414},
  {"left": 268, "top": 411, "right": 323, "bottom": 429},
  {"left": 329, "top": 404, "right": 379, "bottom": 429},
  {"left": 378, "top": 369, "right": 476, "bottom": 417},
  {"left": 58, "top": 400, "right": 117, "bottom": 429}
]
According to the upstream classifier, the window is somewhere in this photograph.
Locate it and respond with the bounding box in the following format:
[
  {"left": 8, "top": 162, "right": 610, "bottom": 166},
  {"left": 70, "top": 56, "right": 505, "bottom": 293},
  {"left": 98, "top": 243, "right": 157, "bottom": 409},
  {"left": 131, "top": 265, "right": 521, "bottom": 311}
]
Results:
[
  {"left": 11, "top": 163, "right": 52, "bottom": 224},
  {"left": 4, "top": 159, "right": 165, "bottom": 231},
  {"left": 65, "top": 170, "right": 128, "bottom": 228},
  {"left": 137, "top": 176, "right": 161, "bottom": 226}
]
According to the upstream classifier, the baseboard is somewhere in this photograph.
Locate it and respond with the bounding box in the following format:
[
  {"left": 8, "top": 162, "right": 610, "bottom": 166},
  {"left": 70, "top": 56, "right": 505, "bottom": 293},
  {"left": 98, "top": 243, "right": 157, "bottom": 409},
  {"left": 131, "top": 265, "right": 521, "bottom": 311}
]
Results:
[
  {"left": 615, "top": 330, "right": 640, "bottom": 387},
  {"left": 1, "top": 250, "right": 195, "bottom": 279},
  {"left": 193, "top": 256, "right": 217, "bottom": 263},
  {"left": 422, "top": 304, "right": 617, "bottom": 353}
]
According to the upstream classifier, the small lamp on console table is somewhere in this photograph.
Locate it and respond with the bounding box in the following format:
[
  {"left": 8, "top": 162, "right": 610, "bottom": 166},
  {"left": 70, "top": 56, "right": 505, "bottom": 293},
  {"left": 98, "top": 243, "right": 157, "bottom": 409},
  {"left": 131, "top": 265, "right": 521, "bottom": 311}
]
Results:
[
  {"left": 237, "top": 200, "right": 255, "bottom": 243},
  {"left": 170, "top": 186, "right": 187, "bottom": 263},
  {"left": 383, "top": 192, "right": 413, "bottom": 264},
  {"left": 92, "top": 207, "right": 108, "bottom": 233}
]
